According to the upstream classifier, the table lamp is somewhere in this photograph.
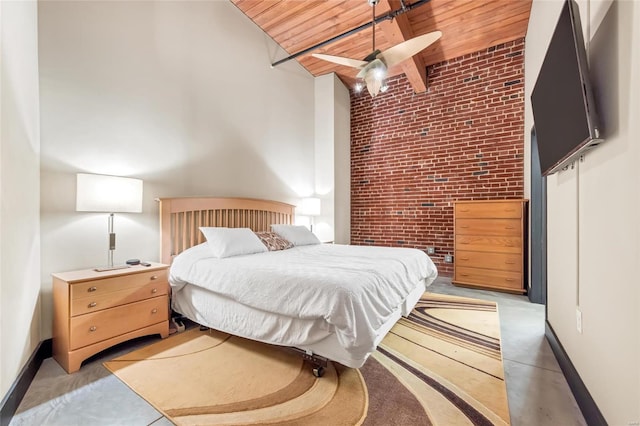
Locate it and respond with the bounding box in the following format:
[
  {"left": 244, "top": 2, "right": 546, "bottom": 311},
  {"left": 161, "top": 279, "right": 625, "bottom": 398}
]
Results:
[
  {"left": 76, "top": 173, "right": 143, "bottom": 271},
  {"left": 299, "top": 197, "right": 321, "bottom": 233}
]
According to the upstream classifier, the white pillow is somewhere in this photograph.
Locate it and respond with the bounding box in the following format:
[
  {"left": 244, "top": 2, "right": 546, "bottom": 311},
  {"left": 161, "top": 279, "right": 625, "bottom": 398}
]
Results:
[
  {"left": 271, "top": 224, "right": 321, "bottom": 246},
  {"left": 199, "top": 227, "right": 267, "bottom": 258}
]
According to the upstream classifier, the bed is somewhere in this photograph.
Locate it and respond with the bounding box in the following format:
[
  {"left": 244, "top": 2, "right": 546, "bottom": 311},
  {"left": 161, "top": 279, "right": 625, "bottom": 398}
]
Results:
[{"left": 158, "top": 197, "right": 438, "bottom": 376}]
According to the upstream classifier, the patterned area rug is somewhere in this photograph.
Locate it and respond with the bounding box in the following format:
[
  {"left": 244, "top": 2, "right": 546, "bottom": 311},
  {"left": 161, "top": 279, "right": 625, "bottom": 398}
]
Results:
[{"left": 104, "top": 293, "right": 510, "bottom": 425}]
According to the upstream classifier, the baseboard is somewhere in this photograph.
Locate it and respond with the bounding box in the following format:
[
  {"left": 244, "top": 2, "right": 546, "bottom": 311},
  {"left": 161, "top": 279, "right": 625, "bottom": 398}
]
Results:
[
  {"left": 0, "top": 339, "right": 52, "bottom": 426},
  {"left": 545, "top": 322, "right": 606, "bottom": 426}
]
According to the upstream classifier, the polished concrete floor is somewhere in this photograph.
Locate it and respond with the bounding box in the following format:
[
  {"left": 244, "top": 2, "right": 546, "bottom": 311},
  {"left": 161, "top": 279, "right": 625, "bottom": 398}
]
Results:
[{"left": 10, "top": 277, "right": 586, "bottom": 425}]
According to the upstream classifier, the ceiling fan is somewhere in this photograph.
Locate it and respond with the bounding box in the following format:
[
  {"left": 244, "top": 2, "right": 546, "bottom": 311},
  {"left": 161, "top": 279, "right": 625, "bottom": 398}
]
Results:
[{"left": 312, "top": 0, "right": 442, "bottom": 97}]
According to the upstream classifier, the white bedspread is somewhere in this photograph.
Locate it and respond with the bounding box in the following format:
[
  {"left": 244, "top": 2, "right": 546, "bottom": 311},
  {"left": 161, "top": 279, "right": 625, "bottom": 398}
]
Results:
[{"left": 170, "top": 243, "right": 437, "bottom": 360}]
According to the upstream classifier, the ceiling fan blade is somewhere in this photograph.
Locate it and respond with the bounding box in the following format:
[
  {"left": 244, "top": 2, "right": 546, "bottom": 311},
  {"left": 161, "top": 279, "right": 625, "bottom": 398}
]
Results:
[
  {"left": 377, "top": 31, "right": 442, "bottom": 68},
  {"left": 312, "top": 53, "right": 368, "bottom": 69}
]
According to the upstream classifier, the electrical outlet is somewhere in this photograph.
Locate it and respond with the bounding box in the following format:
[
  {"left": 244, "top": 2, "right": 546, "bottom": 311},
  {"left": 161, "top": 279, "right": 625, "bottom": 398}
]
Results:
[
  {"left": 576, "top": 308, "right": 583, "bottom": 334},
  {"left": 444, "top": 254, "right": 453, "bottom": 263},
  {"left": 426, "top": 247, "right": 435, "bottom": 255}
]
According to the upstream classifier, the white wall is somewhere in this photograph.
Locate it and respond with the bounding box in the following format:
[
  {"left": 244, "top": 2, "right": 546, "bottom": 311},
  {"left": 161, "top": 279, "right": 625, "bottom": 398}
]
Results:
[
  {"left": 38, "top": 1, "right": 316, "bottom": 338},
  {"left": 0, "top": 0, "right": 41, "bottom": 400},
  {"left": 525, "top": 0, "right": 640, "bottom": 422},
  {"left": 333, "top": 75, "right": 351, "bottom": 245},
  {"left": 313, "top": 73, "right": 350, "bottom": 244}
]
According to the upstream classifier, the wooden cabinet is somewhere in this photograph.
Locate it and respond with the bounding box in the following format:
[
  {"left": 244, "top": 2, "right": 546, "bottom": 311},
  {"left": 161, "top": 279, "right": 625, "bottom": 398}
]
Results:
[
  {"left": 53, "top": 263, "right": 170, "bottom": 373},
  {"left": 453, "top": 200, "right": 527, "bottom": 293}
]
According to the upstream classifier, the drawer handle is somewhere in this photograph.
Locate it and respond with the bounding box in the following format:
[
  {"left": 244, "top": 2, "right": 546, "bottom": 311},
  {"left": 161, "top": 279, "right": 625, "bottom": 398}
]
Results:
[
  {"left": 89, "top": 326, "right": 97, "bottom": 332},
  {"left": 460, "top": 225, "right": 469, "bottom": 228},
  {"left": 88, "top": 302, "right": 97, "bottom": 308},
  {"left": 505, "top": 260, "right": 515, "bottom": 264},
  {"left": 505, "top": 226, "right": 515, "bottom": 229},
  {"left": 460, "top": 208, "right": 470, "bottom": 212},
  {"left": 460, "top": 257, "right": 469, "bottom": 261},
  {"left": 460, "top": 241, "right": 469, "bottom": 245},
  {"left": 150, "top": 275, "right": 158, "bottom": 281},
  {"left": 505, "top": 278, "right": 515, "bottom": 282},
  {"left": 88, "top": 286, "right": 97, "bottom": 292},
  {"left": 152, "top": 288, "right": 158, "bottom": 294},
  {"left": 461, "top": 274, "right": 469, "bottom": 277},
  {"left": 151, "top": 308, "right": 158, "bottom": 314},
  {"left": 505, "top": 208, "right": 516, "bottom": 212}
]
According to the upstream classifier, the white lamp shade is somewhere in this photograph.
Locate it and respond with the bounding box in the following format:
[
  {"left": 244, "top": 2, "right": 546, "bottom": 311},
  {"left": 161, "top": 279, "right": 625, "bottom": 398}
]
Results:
[
  {"left": 299, "top": 197, "right": 321, "bottom": 216},
  {"left": 76, "top": 173, "right": 143, "bottom": 213}
]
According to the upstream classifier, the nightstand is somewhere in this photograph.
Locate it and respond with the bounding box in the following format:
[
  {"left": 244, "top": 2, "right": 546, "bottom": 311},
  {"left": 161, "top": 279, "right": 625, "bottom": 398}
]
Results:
[{"left": 52, "top": 262, "right": 170, "bottom": 373}]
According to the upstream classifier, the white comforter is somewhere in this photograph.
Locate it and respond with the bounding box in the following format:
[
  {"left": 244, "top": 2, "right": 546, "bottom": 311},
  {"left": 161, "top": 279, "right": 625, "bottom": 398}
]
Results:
[{"left": 170, "top": 243, "right": 437, "bottom": 360}]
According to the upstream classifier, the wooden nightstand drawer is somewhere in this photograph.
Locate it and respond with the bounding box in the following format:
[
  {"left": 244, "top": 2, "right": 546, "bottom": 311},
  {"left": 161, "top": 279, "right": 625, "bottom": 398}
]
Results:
[
  {"left": 71, "top": 281, "right": 168, "bottom": 316},
  {"left": 454, "top": 267, "right": 522, "bottom": 291},
  {"left": 455, "top": 219, "right": 521, "bottom": 237},
  {"left": 455, "top": 202, "right": 522, "bottom": 219},
  {"left": 70, "top": 295, "right": 168, "bottom": 350},
  {"left": 455, "top": 250, "right": 522, "bottom": 272},
  {"left": 70, "top": 269, "right": 168, "bottom": 300}
]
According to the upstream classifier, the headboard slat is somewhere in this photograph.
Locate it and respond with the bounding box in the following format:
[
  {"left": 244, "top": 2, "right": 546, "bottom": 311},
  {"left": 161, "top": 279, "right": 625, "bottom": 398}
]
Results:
[{"left": 157, "top": 197, "right": 296, "bottom": 264}]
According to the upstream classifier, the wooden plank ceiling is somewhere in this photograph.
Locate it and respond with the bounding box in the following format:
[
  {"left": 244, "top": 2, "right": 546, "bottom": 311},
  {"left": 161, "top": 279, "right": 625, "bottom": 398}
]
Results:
[{"left": 231, "top": 0, "right": 532, "bottom": 93}]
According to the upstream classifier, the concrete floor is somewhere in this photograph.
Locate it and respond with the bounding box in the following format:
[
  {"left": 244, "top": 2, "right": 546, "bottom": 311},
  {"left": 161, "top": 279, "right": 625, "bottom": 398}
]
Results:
[{"left": 10, "top": 277, "right": 586, "bottom": 425}]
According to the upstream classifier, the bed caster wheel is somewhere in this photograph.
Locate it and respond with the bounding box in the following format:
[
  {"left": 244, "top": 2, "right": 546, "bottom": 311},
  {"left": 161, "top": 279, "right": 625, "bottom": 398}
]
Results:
[{"left": 312, "top": 366, "right": 325, "bottom": 378}]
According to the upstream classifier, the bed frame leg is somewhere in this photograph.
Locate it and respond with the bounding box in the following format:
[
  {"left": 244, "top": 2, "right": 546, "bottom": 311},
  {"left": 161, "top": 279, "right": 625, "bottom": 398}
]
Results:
[
  {"left": 312, "top": 364, "right": 325, "bottom": 378},
  {"left": 288, "top": 348, "right": 328, "bottom": 378}
]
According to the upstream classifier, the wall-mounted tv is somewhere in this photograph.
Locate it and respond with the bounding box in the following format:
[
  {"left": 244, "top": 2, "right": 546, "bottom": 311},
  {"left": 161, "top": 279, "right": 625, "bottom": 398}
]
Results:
[{"left": 531, "top": 0, "right": 602, "bottom": 176}]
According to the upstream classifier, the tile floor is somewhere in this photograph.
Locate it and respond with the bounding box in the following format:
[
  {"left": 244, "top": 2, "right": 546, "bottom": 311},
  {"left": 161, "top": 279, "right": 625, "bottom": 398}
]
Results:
[{"left": 10, "top": 277, "right": 586, "bottom": 425}]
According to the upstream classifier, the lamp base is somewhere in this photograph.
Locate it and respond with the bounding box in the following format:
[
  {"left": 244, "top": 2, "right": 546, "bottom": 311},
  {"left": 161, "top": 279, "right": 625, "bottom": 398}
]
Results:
[{"left": 94, "top": 264, "right": 131, "bottom": 272}]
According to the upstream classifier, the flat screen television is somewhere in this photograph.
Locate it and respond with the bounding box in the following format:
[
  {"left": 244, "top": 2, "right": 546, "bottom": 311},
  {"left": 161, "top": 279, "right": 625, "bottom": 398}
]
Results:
[{"left": 531, "top": 0, "right": 602, "bottom": 176}]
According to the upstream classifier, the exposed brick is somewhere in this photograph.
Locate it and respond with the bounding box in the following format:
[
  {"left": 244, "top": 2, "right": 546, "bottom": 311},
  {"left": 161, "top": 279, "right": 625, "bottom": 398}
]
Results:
[{"left": 350, "top": 39, "right": 525, "bottom": 277}]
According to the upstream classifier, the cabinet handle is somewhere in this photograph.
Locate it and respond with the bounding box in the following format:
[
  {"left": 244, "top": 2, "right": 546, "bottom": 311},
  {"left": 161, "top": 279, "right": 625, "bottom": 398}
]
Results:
[
  {"left": 150, "top": 275, "right": 158, "bottom": 281},
  {"left": 89, "top": 326, "right": 97, "bottom": 332},
  {"left": 460, "top": 257, "right": 469, "bottom": 261},
  {"left": 505, "top": 260, "right": 515, "bottom": 264},
  {"left": 505, "top": 278, "right": 514, "bottom": 282},
  {"left": 461, "top": 274, "right": 469, "bottom": 277},
  {"left": 505, "top": 208, "right": 515, "bottom": 212},
  {"left": 460, "top": 241, "right": 469, "bottom": 244},
  {"left": 460, "top": 225, "right": 469, "bottom": 228},
  {"left": 151, "top": 288, "right": 158, "bottom": 294},
  {"left": 88, "top": 302, "right": 97, "bottom": 308},
  {"left": 505, "top": 226, "right": 515, "bottom": 229},
  {"left": 88, "top": 286, "right": 97, "bottom": 292},
  {"left": 151, "top": 308, "right": 158, "bottom": 314},
  {"left": 460, "top": 208, "right": 470, "bottom": 212}
]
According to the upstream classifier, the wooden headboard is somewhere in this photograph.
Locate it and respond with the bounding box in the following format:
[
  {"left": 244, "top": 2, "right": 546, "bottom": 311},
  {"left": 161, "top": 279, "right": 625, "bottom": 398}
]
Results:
[{"left": 157, "top": 197, "right": 295, "bottom": 264}]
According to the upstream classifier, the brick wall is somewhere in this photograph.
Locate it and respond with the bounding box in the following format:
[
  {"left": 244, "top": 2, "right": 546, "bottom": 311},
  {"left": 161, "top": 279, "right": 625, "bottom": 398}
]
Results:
[{"left": 350, "top": 39, "right": 525, "bottom": 276}]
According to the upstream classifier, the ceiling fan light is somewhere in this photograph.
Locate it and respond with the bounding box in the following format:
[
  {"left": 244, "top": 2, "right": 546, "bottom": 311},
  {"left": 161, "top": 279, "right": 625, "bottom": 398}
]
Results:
[
  {"left": 373, "top": 66, "right": 386, "bottom": 81},
  {"left": 364, "top": 75, "right": 382, "bottom": 97},
  {"left": 354, "top": 81, "right": 364, "bottom": 93},
  {"left": 380, "top": 80, "right": 389, "bottom": 93}
]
